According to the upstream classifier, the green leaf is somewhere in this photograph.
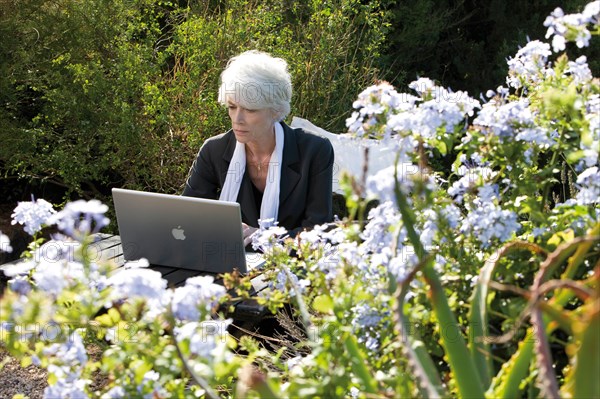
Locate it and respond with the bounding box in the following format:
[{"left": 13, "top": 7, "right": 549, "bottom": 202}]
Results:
[
  {"left": 20, "top": 356, "right": 32, "bottom": 368},
  {"left": 489, "top": 338, "right": 534, "bottom": 399},
  {"left": 547, "top": 230, "right": 575, "bottom": 248},
  {"left": 95, "top": 307, "right": 121, "bottom": 327},
  {"left": 393, "top": 174, "right": 485, "bottom": 398},
  {"left": 312, "top": 294, "right": 334, "bottom": 314},
  {"left": 566, "top": 150, "right": 585, "bottom": 163},
  {"left": 344, "top": 334, "right": 379, "bottom": 394},
  {"left": 133, "top": 359, "right": 153, "bottom": 383},
  {"left": 564, "top": 304, "right": 600, "bottom": 399},
  {"left": 434, "top": 138, "right": 447, "bottom": 155}
]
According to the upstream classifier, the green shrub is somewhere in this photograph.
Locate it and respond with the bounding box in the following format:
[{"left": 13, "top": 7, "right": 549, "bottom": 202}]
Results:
[{"left": 0, "top": 0, "right": 390, "bottom": 200}]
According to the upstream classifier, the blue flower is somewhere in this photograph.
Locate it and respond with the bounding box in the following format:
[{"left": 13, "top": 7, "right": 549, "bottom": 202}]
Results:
[
  {"left": 172, "top": 275, "right": 226, "bottom": 321},
  {"left": 311, "top": 253, "right": 341, "bottom": 281},
  {"left": 361, "top": 201, "right": 402, "bottom": 252},
  {"left": 43, "top": 379, "right": 89, "bottom": 399},
  {"left": 8, "top": 275, "right": 31, "bottom": 295},
  {"left": 441, "top": 204, "right": 462, "bottom": 229},
  {"left": 448, "top": 167, "right": 496, "bottom": 203},
  {"left": 474, "top": 98, "right": 540, "bottom": 139},
  {"left": 419, "top": 211, "right": 438, "bottom": 247},
  {"left": 575, "top": 166, "right": 600, "bottom": 205},
  {"left": 49, "top": 199, "right": 110, "bottom": 240},
  {"left": 2, "top": 260, "right": 35, "bottom": 279},
  {"left": 42, "top": 333, "right": 88, "bottom": 370},
  {"left": 42, "top": 333, "right": 89, "bottom": 398},
  {"left": 346, "top": 82, "right": 412, "bottom": 139},
  {"left": 174, "top": 320, "right": 232, "bottom": 362},
  {"left": 0, "top": 231, "right": 12, "bottom": 253},
  {"left": 582, "top": 94, "right": 599, "bottom": 168},
  {"left": 352, "top": 303, "right": 383, "bottom": 328},
  {"left": 108, "top": 267, "right": 166, "bottom": 299},
  {"left": 351, "top": 302, "right": 389, "bottom": 352},
  {"left": 32, "top": 260, "right": 85, "bottom": 296},
  {"left": 566, "top": 55, "right": 593, "bottom": 83},
  {"left": 366, "top": 163, "right": 423, "bottom": 205},
  {"left": 107, "top": 267, "right": 169, "bottom": 319},
  {"left": 543, "top": 3, "right": 599, "bottom": 52},
  {"left": 101, "top": 386, "right": 126, "bottom": 399},
  {"left": 273, "top": 268, "right": 310, "bottom": 296},
  {"left": 387, "top": 246, "right": 418, "bottom": 282},
  {"left": 460, "top": 200, "right": 521, "bottom": 248},
  {"left": 137, "top": 370, "right": 167, "bottom": 399},
  {"left": 515, "top": 127, "right": 555, "bottom": 148},
  {"left": 252, "top": 220, "right": 288, "bottom": 253},
  {"left": 11, "top": 197, "right": 56, "bottom": 235},
  {"left": 506, "top": 40, "right": 552, "bottom": 88}
]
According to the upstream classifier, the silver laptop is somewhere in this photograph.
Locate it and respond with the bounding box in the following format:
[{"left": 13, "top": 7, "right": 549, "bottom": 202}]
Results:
[{"left": 112, "top": 188, "right": 264, "bottom": 274}]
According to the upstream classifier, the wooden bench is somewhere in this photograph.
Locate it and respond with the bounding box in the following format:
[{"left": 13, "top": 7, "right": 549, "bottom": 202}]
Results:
[{"left": 0, "top": 233, "right": 270, "bottom": 323}]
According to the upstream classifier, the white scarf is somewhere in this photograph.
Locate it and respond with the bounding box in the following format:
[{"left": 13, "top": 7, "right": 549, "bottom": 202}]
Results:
[{"left": 219, "top": 122, "right": 284, "bottom": 226}]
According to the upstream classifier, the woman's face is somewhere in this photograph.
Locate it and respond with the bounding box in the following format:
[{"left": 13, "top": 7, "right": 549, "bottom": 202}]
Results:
[{"left": 227, "top": 100, "right": 275, "bottom": 145}]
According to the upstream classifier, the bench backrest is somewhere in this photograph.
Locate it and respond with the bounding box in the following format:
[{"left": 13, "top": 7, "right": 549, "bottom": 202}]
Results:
[{"left": 290, "top": 117, "right": 397, "bottom": 194}]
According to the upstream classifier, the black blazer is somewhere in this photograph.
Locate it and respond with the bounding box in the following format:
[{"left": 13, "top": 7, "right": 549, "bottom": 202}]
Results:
[{"left": 182, "top": 122, "right": 334, "bottom": 235}]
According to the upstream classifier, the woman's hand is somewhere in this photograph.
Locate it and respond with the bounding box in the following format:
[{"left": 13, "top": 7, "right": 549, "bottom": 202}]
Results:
[{"left": 242, "top": 223, "right": 258, "bottom": 247}]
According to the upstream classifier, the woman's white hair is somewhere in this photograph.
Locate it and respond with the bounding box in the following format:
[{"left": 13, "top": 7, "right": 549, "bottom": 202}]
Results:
[{"left": 218, "top": 50, "right": 292, "bottom": 121}]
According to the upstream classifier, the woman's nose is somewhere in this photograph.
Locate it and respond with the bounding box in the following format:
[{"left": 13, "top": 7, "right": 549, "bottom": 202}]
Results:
[{"left": 233, "top": 109, "right": 245, "bottom": 123}]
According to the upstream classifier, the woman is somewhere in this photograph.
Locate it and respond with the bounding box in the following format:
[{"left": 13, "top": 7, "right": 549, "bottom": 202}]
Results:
[{"left": 183, "top": 50, "right": 334, "bottom": 245}]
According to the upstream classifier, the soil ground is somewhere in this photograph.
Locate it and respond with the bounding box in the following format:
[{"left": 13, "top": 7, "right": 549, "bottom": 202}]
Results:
[{"left": 0, "top": 348, "right": 47, "bottom": 399}]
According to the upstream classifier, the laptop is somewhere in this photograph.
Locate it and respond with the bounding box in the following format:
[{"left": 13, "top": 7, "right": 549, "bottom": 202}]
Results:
[{"left": 111, "top": 188, "right": 265, "bottom": 274}]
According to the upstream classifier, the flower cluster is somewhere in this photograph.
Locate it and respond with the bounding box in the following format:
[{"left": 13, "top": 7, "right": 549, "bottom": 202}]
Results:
[
  {"left": 574, "top": 166, "right": 600, "bottom": 205},
  {"left": 106, "top": 267, "right": 169, "bottom": 320},
  {"left": 171, "top": 275, "right": 227, "bottom": 321},
  {"left": 136, "top": 370, "right": 168, "bottom": 399},
  {"left": 448, "top": 165, "right": 496, "bottom": 203},
  {"left": 346, "top": 78, "right": 479, "bottom": 147},
  {"left": 272, "top": 267, "right": 310, "bottom": 297},
  {"left": 174, "top": 319, "right": 232, "bottom": 370},
  {"left": 473, "top": 97, "right": 554, "bottom": 152},
  {"left": 460, "top": 198, "right": 521, "bottom": 248},
  {"left": 403, "top": 77, "right": 480, "bottom": 138},
  {"left": 0, "top": 231, "right": 12, "bottom": 253},
  {"left": 11, "top": 197, "right": 56, "bottom": 235},
  {"left": 50, "top": 199, "right": 110, "bottom": 240},
  {"left": 2, "top": 196, "right": 234, "bottom": 398},
  {"left": 251, "top": 219, "right": 288, "bottom": 254},
  {"left": 350, "top": 302, "right": 389, "bottom": 352},
  {"left": 566, "top": 55, "right": 593, "bottom": 83},
  {"left": 506, "top": 40, "right": 553, "bottom": 89},
  {"left": 40, "top": 333, "right": 89, "bottom": 399},
  {"left": 345, "top": 82, "right": 411, "bottom": 140},
  {"left": 544, "top": 2, "right": 600, "bottom": 52},
  {"left": 582, "top": 94, "right": 600, "bottom": 168}
]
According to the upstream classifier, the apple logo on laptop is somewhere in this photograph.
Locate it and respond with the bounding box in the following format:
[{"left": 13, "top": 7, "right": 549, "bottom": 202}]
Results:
[{"left": 171, "top": 226, "right": 186, "bottom": 240}]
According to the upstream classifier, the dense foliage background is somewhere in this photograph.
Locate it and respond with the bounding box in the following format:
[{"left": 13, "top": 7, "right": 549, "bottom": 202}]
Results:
[{"left": 1, "top": 0, "right": 598, "bottom": 217}]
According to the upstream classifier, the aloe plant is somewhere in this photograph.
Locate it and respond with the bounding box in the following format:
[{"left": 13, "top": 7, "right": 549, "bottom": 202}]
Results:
[
  {"left": 391, "top": 156, "right": 599, "bottom": 398},
  {"left": 393, "top": 170, "right": 486, "bottom": 398}
]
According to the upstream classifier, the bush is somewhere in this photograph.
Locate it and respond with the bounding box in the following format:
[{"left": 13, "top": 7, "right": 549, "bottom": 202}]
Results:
[
  {"left": 0, "top": 0, "right": 175, "bottom": 194},
  {"left": 0, "top": 0, "right": 389, "bottom": 200},
  {"left": 381, "top": 0, "right": 600, "bottom": 96}
]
